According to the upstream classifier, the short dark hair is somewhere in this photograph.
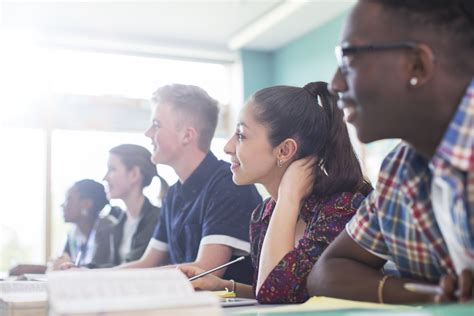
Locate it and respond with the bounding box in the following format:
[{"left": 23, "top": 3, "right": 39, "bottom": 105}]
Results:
[
  {"left": 73, "top": 179, "right": 109, "bottom": 217},
  {"left": 151, "top": 84, "right": 219, "bottom": 152},
  {"left": 109, "top": 144, "right": 157, "bottom": 188},
  {"left": 251, "top": 81, "right": 372, "bottom": 198},
  {"left": 370, "top": 0, "right": 474, "bottom": 50}
]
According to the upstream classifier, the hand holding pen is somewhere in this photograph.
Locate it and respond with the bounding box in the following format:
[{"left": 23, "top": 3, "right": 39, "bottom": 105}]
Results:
[
  {"left": 188, "top": 256, "right": 244, "bottom": 281},
  {"left": 179, "top": 256, "right": 245, "bottom": 291}
]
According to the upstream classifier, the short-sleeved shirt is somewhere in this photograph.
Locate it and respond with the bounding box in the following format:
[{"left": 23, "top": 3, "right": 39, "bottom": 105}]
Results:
[
  {"left": 346, "top": 79, "right": 474, "bottom": 282},
  {"left": 63, "top": 215, "right": 116, "bottom": 266},
  {"left": 251, "top": 192, "right": 365, "bottom": 304},
  {"left": 64, "top": 225, "right": 96, "bottom": 266},
  {"left": 150, "top": 151, "right": 262, "bottom": 283}
]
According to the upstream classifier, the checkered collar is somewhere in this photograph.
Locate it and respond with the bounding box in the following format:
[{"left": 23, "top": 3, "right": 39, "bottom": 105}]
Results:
[{"left": 433, "top": 79, "right": 474, "bottom": 172}]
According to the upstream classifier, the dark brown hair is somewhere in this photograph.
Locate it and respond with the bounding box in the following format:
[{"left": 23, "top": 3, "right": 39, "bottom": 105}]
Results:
[
  {"left": 109, "top": 144, "right": 158, "bottom": 188},
  {"left": 251, "top": 81, "right": 372, "bottom": 198}
]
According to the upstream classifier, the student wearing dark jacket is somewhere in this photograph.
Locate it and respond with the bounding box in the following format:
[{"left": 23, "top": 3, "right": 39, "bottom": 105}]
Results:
[{"left": 90, "top": 197, "right": 159, "bottom": 267}]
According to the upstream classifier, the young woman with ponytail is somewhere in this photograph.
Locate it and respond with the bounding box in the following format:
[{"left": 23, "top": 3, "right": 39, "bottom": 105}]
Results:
[{"left": 180, "top": 82, "right": 372, "bottom": 304}]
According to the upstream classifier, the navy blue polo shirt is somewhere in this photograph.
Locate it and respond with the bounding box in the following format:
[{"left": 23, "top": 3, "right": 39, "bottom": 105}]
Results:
[{"left": 150, "top": 152, "right": 261, "bottom": 284}]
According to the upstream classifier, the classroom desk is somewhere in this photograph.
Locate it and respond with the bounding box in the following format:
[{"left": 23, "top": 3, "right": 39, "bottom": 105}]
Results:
[
  {"left": 224, "top": 302, "right": 474, "bottom": 316},
  {"left": 2, "top": 303, "right": 473, "bottom": 316}
]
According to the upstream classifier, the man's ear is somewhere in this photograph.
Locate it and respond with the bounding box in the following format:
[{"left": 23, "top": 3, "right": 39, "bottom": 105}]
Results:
[
  {"left": 407, "top": 43, "right": 436, "bottom": 87},
  {"left": 181, "top": 126, "right": 198, "bottom": 146},
  {"left": 276, "top": 138, "right": 298, "bottom": 164}
]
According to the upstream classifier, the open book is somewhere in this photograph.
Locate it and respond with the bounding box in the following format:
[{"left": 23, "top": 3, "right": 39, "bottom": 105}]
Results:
[
  {"left": 48, "top": 268, "right": 223, "bottom": 316},
  {"left": 0, "top": 281, "right": 48, "bottom": 315}
]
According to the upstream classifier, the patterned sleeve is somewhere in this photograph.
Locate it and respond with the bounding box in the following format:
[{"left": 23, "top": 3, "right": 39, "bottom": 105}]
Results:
[
  {"left": 256, "top": 193, "right": 360, "bottom": 304},
  {"left": 346, "top": 190, "right": 390, "bottom": 260}
]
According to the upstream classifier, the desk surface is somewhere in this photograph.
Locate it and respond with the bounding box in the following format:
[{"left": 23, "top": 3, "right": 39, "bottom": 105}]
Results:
[
  {"left": 2, "top": 303, "right": 473, "bottom": 316},
  {"left": 225, "top": 302, "right": 474, "bottom": 316}
]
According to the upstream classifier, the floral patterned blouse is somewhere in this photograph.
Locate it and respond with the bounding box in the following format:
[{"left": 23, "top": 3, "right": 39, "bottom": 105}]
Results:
[{"left": 250, "top": 192, "right": 365, "bottom": 304}]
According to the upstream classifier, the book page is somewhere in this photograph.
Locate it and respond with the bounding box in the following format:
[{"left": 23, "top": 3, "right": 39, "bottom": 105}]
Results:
[
  {"left": 48, "top": 268, "right": 219, "bottom": 314},
  {"left": 0, "top": 281, "right": 47, "bottom": 295}
]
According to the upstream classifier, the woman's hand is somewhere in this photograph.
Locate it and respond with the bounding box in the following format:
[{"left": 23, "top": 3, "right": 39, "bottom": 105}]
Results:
[
  {"left": 47, "top": 254, "right": 72, "bottom": 271},
  {"left": 435, "top": 269, "right": 473, "bottom": 303},
  {"left": 178, "top": 264, "right": 229, "bottom": 291},
  {"left": 278, "top": 157, "right": 317, "bottom": 204},
  {"left": 47, "top": 254, "right": 86, "bottom": 271}
]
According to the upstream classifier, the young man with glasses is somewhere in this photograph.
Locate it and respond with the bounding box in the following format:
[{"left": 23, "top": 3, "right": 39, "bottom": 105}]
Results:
[{"left": 307, "top": 0, "right": 474, "bottom": 304}]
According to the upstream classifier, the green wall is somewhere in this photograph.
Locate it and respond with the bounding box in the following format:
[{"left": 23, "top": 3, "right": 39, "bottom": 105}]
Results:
[
  {"left": 241, "top": 50, "right": 274, "bottom": 100},
  {"left": 240, "top": 11, "right": 348, "bottom": 96},
  {"left": 273, "top": 13, "right": 347, "bottom": 86}
]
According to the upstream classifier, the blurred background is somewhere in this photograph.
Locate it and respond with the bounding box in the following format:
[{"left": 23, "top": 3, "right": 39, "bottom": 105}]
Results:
[{"left": 0, "top": 0, "right": 397, "bottom": 270}]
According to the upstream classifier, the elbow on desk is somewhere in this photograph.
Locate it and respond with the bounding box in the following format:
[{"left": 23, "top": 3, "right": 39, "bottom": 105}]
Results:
[{"left": 306, "top": 255, "right": 333, "bottom": 297}]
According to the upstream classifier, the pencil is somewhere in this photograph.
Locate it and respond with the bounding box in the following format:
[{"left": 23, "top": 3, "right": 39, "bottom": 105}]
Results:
[
  {"left": 189, "top": 256, "right": 245, "bottom": 281},
  {"left": 74, "top": 251, "right": 83, "bottom": 266}
]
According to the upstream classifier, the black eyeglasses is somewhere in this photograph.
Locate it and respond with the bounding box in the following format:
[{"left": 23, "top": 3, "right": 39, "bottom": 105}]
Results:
[{"left": 335, "top": 42, "right": 418, "bottom": 70}]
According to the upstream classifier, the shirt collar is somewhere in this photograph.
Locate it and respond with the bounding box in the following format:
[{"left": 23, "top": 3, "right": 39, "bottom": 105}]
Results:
[
  {"left": 433, "top": 79, "right": 474, "bottom": 171},
  {"left": 178, "top": 151, "right": 219, "bottom": 200}
]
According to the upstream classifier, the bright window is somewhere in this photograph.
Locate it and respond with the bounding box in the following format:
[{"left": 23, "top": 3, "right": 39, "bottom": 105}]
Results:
[
  {"left": 1, "top": 36, "right": 236, "bottom": 264},
  {"left": 0, "top": 128, "right": 46, "bottom": 270}
]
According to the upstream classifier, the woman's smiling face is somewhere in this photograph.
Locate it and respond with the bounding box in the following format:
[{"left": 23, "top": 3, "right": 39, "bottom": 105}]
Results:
[{"left": 224, "top": 102, "right": 279, "bottom": 186}]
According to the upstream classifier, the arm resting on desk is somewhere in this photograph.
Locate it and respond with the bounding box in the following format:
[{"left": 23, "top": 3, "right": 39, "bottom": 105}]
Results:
[
  {"left": 307, "top": 231, "right": 434, "bottom": 304},
  {"left": 9, "top": 264, "right": 47, "bottom": 276}
]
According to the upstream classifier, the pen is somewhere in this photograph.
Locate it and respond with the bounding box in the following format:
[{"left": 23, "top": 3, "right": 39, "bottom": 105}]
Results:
[
  {"left": 404, "top": 283, "right": 460, "bottom": 297},
  {"left": 74, "top": 251, "right": 83, "bottom": 266},
  {"left": 189, "top": 256, "right": 245, "bottom": 281}
]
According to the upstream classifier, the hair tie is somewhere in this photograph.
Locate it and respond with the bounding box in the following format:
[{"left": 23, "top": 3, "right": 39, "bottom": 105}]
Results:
[{"left": 303, "top": 86, "right": 318, "bottom": 99}]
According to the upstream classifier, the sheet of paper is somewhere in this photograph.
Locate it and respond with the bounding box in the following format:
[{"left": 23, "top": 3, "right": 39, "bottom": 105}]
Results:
[
  {"left": 238, "top": 296, "right": 414, "bottom": 314},
  {"left": 299, "top": 296, "right": 411, "bottom": 311}
]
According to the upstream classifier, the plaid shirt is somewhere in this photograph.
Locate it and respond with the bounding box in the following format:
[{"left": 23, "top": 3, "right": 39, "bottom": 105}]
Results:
[{"left": 346, "top": 79, "right": 474, "bottom": 282}]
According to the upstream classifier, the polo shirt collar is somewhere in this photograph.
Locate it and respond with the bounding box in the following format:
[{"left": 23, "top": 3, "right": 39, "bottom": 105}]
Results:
[
  {"left": 178, "top": 151, "right": 219, "bottom": 199},
  {"left": 433, "top": 78, "right": 474, "bottom": 172}
]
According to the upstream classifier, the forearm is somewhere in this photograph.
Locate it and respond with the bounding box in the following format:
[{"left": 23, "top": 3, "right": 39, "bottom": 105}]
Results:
[
  {"left": 257, "top": 197, "right": 299, "bottom": 292},
  {"left": 10, "top": 264, "right": 47, "bottom": 276},
  {"left": 308, "top": 256, "right": 433, "bottom": 304}
]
